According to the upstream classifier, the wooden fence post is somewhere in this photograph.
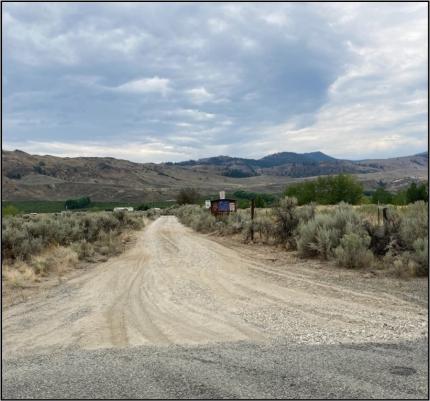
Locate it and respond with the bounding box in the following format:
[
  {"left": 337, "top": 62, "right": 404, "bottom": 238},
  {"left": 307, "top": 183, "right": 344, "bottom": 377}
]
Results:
[
  {"left": 377, "top": 201, "right": 381, "bottom": 226},
  {"left": 250, "top": 199, "right": 255, "bottom": 241}
]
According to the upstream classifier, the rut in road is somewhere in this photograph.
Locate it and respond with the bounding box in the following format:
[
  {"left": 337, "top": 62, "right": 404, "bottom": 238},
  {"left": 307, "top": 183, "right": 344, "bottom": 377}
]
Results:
[{"left": 2, "top": 216, "right": 427, "bottom": 355}]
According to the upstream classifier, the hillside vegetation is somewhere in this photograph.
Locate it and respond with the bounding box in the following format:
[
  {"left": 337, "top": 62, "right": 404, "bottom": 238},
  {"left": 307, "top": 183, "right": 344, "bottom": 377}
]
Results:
[{"left": 2, "top": 149, "right": 427, "bottom": 201}]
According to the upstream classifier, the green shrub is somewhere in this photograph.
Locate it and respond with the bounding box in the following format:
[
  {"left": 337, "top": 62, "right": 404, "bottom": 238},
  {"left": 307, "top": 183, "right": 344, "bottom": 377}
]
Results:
[
  {"left": 174, "top": 205, "right": 217, "bottom": 233},
  {"left": 71, "top": 240, "right": 95, "bottom": 261},
  {"left": 254, "top": 213, "right": 274, "bottom": 243},
  {"left": 272, "top": 197, "right": 299, "bottom": 248},
  {"left": 297, "top": 215, "right": 340, "bottom": 259},
  {"left": 297, "top": 203, "right": 367, "bottom": 260},
  {"left": 334, "top": 233, "right": 373, "bottom": 268},
  {"left": 411, "top": 238, "right": 428, "bottom": 276},
  {"left": 399, "top": 201, "right": 428, "bottom": 249},
  {"left": 1, "top": 211, "right": 144, "bottom": 261},
  {"left": 296, "top": 203, "right": 316, "bottom": 223},
  {"left": 2, "top": 205, "right": 19, "bottom": 217}
]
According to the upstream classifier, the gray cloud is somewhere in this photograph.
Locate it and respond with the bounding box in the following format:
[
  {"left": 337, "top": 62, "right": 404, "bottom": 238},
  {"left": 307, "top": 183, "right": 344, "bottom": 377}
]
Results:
[{"left": 3, "top": 2, "right": 428, "bottom": 162}]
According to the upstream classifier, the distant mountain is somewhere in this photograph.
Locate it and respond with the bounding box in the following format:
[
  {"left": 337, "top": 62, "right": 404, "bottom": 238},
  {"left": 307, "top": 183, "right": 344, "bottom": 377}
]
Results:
[
  {"left": 1, "top": 149, "right": 428, "bottom": 201},
  {"left": 175, "top": 151, "right": 378, "bottom": 178},
  {"left": 177, "top": 151, "right": 337, "bottom": 169}
]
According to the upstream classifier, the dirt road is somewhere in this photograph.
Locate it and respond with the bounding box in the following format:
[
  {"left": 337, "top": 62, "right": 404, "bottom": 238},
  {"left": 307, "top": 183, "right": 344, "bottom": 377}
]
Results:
[{"left": 2, "top": 216, "right": 428, "bottom": 398}]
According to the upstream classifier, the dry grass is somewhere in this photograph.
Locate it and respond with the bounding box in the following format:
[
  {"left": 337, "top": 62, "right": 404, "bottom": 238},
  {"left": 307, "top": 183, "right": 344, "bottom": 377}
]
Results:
[{"left": 2, "top": 262, "right": 36, "bottom": 288}]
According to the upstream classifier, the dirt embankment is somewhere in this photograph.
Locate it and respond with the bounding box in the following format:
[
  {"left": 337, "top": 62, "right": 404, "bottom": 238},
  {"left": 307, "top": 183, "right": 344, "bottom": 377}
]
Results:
[{"left": 2, "top": 216, "right": 428, "bottom": 357}]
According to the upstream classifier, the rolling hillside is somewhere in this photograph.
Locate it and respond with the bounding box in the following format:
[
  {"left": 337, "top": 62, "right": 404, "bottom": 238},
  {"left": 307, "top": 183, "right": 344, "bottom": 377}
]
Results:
[{"left": 2, "top": 149, "right": 428, "bottom": 202}]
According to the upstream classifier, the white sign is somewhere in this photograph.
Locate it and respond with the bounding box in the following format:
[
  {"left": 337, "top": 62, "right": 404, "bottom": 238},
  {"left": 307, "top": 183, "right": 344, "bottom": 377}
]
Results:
[
  {"left": 219, "top": 191, "right": 225, "bottom": 199},
  {"left": 205, "top": 200, "right": 211, "bottom": 209}
]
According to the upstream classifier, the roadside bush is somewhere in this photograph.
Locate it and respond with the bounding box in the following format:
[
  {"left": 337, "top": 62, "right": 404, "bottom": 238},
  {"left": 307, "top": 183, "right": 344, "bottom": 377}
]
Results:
[
  {"left": 399, "top": 201, "right": 428, "bottom": 249},
  {"left": 297, "top": 203, "right": 368, "bottom": 260},
  {"left": 297, "top": 215, "right": 338, "bottom": 259},
  {"left": 334, "top": 233, "right": 373, "bottom": 268},
  {"left": 2, "top": 211, "right": 144, "bottom": 262},
  {"left": 296, "top": 203, "right": 316, "bottom": 223},
  {"left": 2, "top": 262, "right": 36, "bottom": 287},
  {"left": 411, "top": 238, "right": 428, "bottom": 276},
  {"left": 94, "top": 231, "right": 124, "bottom": 257},
  {"left": 32, "top": 247, "right": 79, "bottom": 275},
  {"left": 254, "top": 213, "right": 274, "bottom": 243},
  {"left": 175, "top": 205, "right": 217, "bottom": 233},
  {"left": 272, "top": 197, "right": 299, "bottom": 248},
  {"left": 218, "top": 212, "right": 248, "bottom": 236},
  {"left": 71, "top": 240, "right": 95, "bottom": 261}
]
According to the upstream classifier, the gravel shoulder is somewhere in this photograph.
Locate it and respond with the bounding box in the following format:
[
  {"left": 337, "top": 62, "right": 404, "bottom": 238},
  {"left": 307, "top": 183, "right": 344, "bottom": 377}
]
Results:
[{"left": 2, "top": 216, "right": 428, "bottom": 398}]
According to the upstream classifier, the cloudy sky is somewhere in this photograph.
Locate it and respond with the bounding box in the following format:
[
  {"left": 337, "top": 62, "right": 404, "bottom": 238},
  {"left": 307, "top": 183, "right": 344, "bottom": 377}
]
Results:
[{"left": 2, "top": 2, "right": 428, "bottom": 162}]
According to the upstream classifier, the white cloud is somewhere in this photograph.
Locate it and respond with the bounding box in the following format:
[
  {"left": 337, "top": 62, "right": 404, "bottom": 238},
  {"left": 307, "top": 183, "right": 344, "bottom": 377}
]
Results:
[
  {"left": 208, "top": 18, "right": 227, "bottom": 33},
  {"left": 3, "top": 3, "right": 428, "bottom": 161},
  {"left": 115, "top": 77, "right": 171, "bottom": 95},
  {"left": 171, "top": 109, "right": 215, "bottom": 121},
  {"left": 262, "top": 13, "right": 288, "bottom": 26},
  {"left": 3, "top": 140, "right": 187, "bottom": 163},
  {"left": 185, "top": 87, "right": 214, "bottom": 104}
]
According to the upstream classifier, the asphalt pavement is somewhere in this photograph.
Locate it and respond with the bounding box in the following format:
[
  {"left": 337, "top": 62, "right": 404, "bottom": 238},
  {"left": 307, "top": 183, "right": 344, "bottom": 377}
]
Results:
[{"left": 2, "top": 338, "right": 428, "bottom": 399}]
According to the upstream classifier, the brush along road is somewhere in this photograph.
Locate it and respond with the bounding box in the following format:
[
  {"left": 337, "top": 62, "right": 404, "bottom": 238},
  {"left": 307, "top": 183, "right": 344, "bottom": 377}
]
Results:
[{"left": 2, "top": 216, "right": 428, "bottom": 398}]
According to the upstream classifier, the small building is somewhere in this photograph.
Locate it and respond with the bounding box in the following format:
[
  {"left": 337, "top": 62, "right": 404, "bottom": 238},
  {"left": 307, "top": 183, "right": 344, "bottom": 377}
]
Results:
[
  {"left": 113, "top": 207, "right": 134, "bottom": 212},
  {"left": 210, "top": 198, "right": 236, "bottom": 216}
]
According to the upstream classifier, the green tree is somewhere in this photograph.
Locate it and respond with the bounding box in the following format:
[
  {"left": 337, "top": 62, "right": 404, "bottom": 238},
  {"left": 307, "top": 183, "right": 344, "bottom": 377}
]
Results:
[
  {"left": 254, "top": 194, "right": 266, "bottom": 208},
  {"left": 372, "top": 187, "right": 393, "bottom": 204},
  {"left": 406, "top": 182, "right": 428, "bottom": 203},
  {"left": 392, "top": 190, "right": 407, "bottom": 205},
  {"left": 285, "top": 174, "right": 363, "bottom": 205},
  {"left": 285, "top": 181, "right": 316, "bottom": 205},
  {"left": 330, "top": 174, "right": 363, "bottom": 204},
  {"left": 176, "top": 188, "right": 200, "bottom": 205}
]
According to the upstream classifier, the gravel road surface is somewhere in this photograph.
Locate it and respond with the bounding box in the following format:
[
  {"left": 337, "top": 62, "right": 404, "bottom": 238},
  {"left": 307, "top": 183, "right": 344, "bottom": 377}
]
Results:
[{"left": 2, "top": 216, "right": 428, "bottom": 398}]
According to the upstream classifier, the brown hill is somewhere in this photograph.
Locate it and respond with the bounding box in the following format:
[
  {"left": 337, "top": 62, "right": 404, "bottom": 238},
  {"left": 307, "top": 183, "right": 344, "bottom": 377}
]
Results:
[{"left": 1, "top": 149, "right": 428, "bottom": 201}]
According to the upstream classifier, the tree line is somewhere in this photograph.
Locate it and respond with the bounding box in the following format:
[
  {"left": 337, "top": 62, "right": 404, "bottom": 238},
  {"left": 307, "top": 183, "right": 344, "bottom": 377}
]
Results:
[
  {"left": 285, "top": 174, "right": 428, "bottom": 205},
  {"left": 65, "top": 196, "right": 91, "bottom": 210}
]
